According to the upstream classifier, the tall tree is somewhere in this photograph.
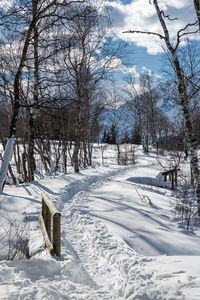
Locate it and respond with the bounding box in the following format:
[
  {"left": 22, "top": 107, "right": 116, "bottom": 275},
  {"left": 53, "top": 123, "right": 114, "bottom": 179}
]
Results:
[
  {"left": 124, "top": 72, "right": 161, "bottom": 152},
  {"left": 125, "top": 0, "right": 200, "bottom": 213},
  {"left": 58, "top": 2, "right": 122, "bottom": 172},
  {"left": 0, "top": 0, "right": 85, "bottom": 190}
]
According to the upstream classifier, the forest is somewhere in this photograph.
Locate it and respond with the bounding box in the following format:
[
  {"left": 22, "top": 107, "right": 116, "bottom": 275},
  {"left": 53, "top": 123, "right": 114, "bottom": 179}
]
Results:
[
  {"left": 0, "top": 0, "right": 200, "bottom": 207},
  {"left": 1, "top": 1, "right": 200, "bottom": 299}
]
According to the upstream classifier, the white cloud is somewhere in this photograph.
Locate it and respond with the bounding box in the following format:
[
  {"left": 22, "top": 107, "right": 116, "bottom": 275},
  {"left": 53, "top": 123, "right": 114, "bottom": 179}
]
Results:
[
  {"left": 141, "top": 66, "right": 152, "bottom": 75},
  {"left": 122, "top": 65, "right": 140, "bottom": 77},
  {"left": 105, "top": 0, "right": 199, "bottom": 54},
  {"left": 0, "top": 0, "right": 13, "bottom": 10},
  {"left": 165, "top": 0, "right": 191, "bottom": 9}
]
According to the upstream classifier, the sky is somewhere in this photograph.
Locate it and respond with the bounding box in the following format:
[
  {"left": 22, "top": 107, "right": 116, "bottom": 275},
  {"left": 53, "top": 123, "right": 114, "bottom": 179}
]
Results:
[
  {"left": 105, "top": 0, "right": 199, "bottom": 81},
  {"left": 0, "top": 0, "right": 199, "bottom": 90}
]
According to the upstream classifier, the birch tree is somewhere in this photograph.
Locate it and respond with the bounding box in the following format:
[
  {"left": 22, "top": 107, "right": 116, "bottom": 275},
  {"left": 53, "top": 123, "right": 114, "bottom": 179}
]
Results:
[
  {"left": 58, "top": 2, "right": 123, "bottom": 172},
  {"left": 124, "top": 72, "right": 161, "bottom": 152},
  {"left": 0, "top": 0, "right": 85, "bottom": 191},
  {"left": 125, "top": 0, "right": 200, "bottom": 213}
]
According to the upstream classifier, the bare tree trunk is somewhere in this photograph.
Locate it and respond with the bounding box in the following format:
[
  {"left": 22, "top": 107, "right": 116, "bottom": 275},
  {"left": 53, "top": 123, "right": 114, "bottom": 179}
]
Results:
[
  {"left": 14, "top": 138, "right": 22, "bottom": 175},
  {"left": 0, "top": 138, "right": 17, "bottom": 188},
  {"left": 88, "top": 141, "right": 93, "bottom": 166},
  {"left": 73, "top": 140, "right": 80, "bottom": 173},
  {"left": 72, "top": 109, "right": 81, "bottom": 173},
  {"left": 0, "top": 138, "right": 15, "bottom": 191},
  {"left": 0, "top": 16, "right": 36, "bottom": 192},
  {"left": 124, "top": 0, "right": 200, "bottom": 213},
  {"left": 27, "top": 2, "right": 39, "bottom": 182},
  {"left": 83, "top": 138, "right": 88, "bottom": 167},
  {"left": 153, "top": 0, "right": 200, "bottom": 213},
  {"left": 22, "top": 141, "right": 29, "bottom": 183},
  {"left": 194, "top": 0, "right": 200, "bottom": 29},
  {"left": 62, "top": 140, "right": 67, "bottom": 173},
  {"left": 8, "top": 164, "right": 17, "bottom": 186},
  {"left": 27, "top": 110, "right": 36, "bottom": 182}
]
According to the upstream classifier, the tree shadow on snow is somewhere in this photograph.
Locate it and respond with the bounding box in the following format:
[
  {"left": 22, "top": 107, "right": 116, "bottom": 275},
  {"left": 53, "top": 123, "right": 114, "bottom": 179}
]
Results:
[{"left": 126, "top": 177, "right": 170, "bottom": 191}]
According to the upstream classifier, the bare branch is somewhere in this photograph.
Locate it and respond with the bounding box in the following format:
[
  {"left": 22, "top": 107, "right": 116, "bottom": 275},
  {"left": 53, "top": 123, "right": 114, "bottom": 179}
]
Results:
[
  {"left": 123, "top": 30, "right": 165, "bottom": 40},
  {"left": 186, "top": 76, "right": 200, "bottom": 99},
  {"left": 175, "top": 21, "right": 199, "bottom": 50},
  {"left": 177, "top": 21, "right": 198, "bottom": 39},
  {"left": 161, "top": 11, "right": 178, "bottom": 21}
]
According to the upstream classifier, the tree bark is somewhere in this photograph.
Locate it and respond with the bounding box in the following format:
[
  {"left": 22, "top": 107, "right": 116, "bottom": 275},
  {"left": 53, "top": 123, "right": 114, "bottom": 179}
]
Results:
[
  {"left": 194, "top": 0, "right": 200, "bottom": 30},
  {"left": 0, "top": 16, "right": 36, "bottom": 191},
  {"left": 27, "top": 2, "right": 38, "bottom": 182},
  {"left": 0, "top": 138, "right": 15, "bottom": 191},
  {"left": 153, "top": 0, "right": 200, "bottom": 213},
  {"left": 28, "top": 109, "right": 36, "bottom": 182},
  {"left": 72, "top": 140, "right": 80, "bottom": 173}
]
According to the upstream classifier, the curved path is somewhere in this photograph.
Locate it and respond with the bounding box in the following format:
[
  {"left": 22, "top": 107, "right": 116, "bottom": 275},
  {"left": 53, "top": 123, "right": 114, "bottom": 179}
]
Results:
[{"left": 0, "top": 153, "right": 200, "bottom": 299}]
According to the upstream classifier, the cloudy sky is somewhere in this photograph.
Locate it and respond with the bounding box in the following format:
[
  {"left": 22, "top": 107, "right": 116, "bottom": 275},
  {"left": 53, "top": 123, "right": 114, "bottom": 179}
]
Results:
[{"left": 105, "top": 0, "right": 199, "bottom": 79}]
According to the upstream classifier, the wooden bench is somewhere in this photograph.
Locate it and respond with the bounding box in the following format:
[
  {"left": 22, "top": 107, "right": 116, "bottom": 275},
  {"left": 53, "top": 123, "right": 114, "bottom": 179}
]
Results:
[{"left": 162, "top": 168, "right": 180, "bottom": 190}]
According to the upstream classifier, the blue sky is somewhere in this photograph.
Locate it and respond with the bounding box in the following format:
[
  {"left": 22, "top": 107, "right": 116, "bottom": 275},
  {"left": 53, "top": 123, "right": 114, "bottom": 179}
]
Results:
[
  {"left": 105, "top": 0, "right": 199, "bottom": 82},
  {"left": 120, "top": 42, "right": 164, "bottom": 75},
  {"left": 108, "top": 0, "right": 132, "bottom": 4}
]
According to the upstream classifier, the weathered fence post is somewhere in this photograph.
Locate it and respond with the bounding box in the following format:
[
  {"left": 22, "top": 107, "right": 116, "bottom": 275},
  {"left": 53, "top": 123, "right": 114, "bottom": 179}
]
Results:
[
  {"left": 39, "top": 192, "right": 61, "bottom": 257},
  {"left": 175, "top": 168, "right": 178, "bottom": 188},
  {"left": 46, "top": 206, "right": 51, "bottom": 242},
  {"left": 53, "top": 213, "right": 61, "bottom": 257},
  {"left": 163, "top": 173, "right": 167, "bottom": 182},
  {"left": 42, "top": 198, "right": 46, "bottom": 224},
  {"left": 171, "top": 171, "right": 174, "bottom": 190},
  {"left": 162, "top": 168, "right": 180, "bottom": 190}
]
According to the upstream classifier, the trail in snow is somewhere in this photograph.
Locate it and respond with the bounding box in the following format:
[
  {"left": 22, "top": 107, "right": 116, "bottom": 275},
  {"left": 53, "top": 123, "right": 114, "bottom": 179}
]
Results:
[
  {"left": 55, "top": 164, "right": 135, "bottom": 212},
  {"left": 0, "top": 149, "right": 200, "bottom": 299},
  {"left": 58, "top": 157, "right": 199, "bottom": 299}
]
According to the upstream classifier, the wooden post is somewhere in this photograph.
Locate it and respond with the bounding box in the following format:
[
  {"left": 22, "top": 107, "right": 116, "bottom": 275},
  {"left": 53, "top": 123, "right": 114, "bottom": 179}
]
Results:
[
  {"left": 46, "top": 206, "right": 51, "bottom": 241},
  {"left": 169, "top": 173, "right": 172, "bottom": 182},
  {"left": 53, "top": 213, "right": 61, "bottom": 257},
  {"left": 175, "top": 169, "right": 178, "bottom": 188},
  {"left": 171, "top": 170, "right": 174, "bottom": 190},
  {"left": 40, "top": 192, "right": 61, "bottom": 257},
  {"left": 38, "top": 214, "right": 54, "bottom": 255},
  {"left": 42, "top": 198, "right": 46, "bottom": 224},
  {"left": 162, "top": 168, "right": 180, "bottom": 190}
]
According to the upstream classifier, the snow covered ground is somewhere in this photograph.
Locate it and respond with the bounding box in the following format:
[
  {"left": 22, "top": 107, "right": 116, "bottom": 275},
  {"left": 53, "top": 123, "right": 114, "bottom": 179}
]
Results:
[{"left": 0, "top": 145, "right": 200, "bottom": 299}]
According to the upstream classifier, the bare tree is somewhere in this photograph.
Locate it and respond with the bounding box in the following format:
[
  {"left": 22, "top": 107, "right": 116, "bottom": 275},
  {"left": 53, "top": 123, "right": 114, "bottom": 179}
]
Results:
[
  {"left": 58, "top": 2, "right": 123, "bottom": 172},
  {"left": 124, "top": 0, "right": 200, "bottom": 213},
  {"left": 124, "top": 72, "right": 161, "bottom": 152},
  {"left": 0, "top": 0, "right": 85, "bottom": 190}
]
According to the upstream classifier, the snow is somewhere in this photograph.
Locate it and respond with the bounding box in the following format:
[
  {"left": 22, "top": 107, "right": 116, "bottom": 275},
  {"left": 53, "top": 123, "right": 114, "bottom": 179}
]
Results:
[{"left": 0, "top": 145, "right": 200, "bottom": 299}]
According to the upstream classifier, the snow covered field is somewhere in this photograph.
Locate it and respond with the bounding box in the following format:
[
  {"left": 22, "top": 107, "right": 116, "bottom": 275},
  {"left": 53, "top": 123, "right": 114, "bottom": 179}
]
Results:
[{"left": 0, "top": 145, "right": 200, "bottom": 299}]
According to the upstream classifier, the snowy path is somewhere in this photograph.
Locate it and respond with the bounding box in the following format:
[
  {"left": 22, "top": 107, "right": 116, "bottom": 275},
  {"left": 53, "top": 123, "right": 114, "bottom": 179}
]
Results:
[
  {"left": 1, "top": 152, "right": 200, "bottom": 299},
  {"left": 59, "top": 156, "right": 200, "bottom": 299}
]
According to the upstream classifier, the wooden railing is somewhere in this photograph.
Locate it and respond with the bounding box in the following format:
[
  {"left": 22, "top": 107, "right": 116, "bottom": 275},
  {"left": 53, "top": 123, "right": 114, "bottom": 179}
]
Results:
[
  {"left": 162, "top": 168, "right": 180, "bottom": 190},
  {"left": 38, "top": 192, "right": 61, "bottom": 257}
]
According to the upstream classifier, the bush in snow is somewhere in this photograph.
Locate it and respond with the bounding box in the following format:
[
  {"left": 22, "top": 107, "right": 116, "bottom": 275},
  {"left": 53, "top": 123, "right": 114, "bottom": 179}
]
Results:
[
  {"left": 116, "top": 144, "right": 136, "bottom": 165},
  {"left": 0, "top": 210, "right": 30, "bottom": 261},
  {"left": 174, "top": 178, "right": 200, "bottom": 230}
]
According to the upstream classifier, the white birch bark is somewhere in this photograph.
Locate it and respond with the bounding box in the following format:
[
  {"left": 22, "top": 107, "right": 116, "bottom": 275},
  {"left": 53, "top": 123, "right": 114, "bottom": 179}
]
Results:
[
  {"left": 153, "top": 0, "right": 200, "bottom": 213},
  {"left": 47, "top": 153, "right": 55, "bottom": 177},
  {"left": 0, "top": 137, "right": 15, "bottom": 192}
]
